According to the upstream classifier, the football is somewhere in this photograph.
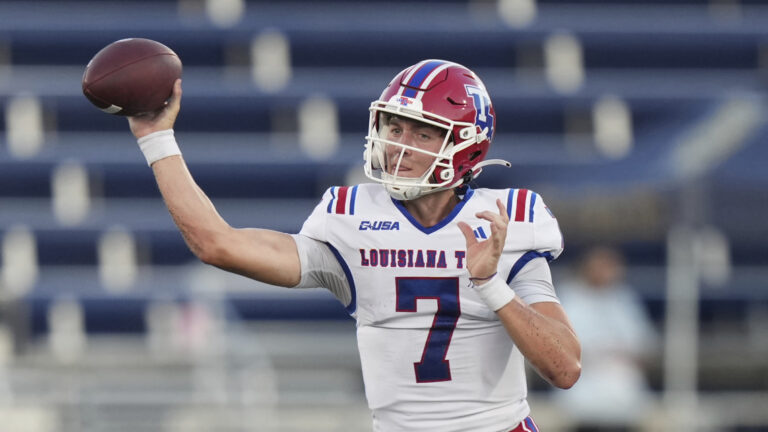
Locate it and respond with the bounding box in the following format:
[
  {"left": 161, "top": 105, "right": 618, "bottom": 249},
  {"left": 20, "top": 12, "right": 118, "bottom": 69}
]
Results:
[{"left": 82, "top": 38, "right": 182, "bottom": 116}]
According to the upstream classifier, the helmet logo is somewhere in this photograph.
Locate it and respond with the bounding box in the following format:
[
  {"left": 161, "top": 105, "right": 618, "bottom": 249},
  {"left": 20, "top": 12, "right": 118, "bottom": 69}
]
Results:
[
  {"left": 397, "top": 96, "right": 416, "bottom": 106},
  {"left": 387, "top": 95, "right": 424, "bottom": 111},
  {"left": 465, "top": 85, "right": 494, "bottom": 140}
]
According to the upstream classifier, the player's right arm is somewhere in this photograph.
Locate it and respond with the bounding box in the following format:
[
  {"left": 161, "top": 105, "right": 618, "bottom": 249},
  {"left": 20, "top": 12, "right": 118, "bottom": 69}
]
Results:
[{"left": 127, "top": 79, "right": 301, "bottom": 287}]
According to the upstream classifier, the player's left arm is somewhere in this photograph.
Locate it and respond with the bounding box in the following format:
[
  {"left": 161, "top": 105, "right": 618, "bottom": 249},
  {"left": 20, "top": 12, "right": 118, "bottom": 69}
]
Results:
[
  {"left": 496, "top": 295, "right": 581, "bottom": 389},
  {"left": 457, "top": 199, "right": 581, "bottom": 389}
]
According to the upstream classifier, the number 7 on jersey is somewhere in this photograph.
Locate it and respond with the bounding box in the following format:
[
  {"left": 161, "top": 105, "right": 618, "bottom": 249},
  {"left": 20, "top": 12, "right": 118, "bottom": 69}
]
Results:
[{"left": 396, "top": 277, "right": 461, "bottom": 383}]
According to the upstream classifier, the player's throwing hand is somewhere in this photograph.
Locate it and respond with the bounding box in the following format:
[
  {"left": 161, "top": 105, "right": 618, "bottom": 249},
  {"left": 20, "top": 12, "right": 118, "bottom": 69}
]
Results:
[{"left": 128, "top": 78, "right": 183, "bottom": 139}]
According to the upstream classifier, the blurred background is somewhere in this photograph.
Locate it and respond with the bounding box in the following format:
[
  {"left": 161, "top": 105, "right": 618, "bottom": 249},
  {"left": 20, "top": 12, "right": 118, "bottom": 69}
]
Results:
[{"left": 0, "top": 0, "right": 766, "bottom": 431}]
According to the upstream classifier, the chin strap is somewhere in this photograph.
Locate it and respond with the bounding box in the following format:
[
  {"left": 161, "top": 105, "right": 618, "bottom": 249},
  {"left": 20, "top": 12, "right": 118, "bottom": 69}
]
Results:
[
  {"left": 388, "top": 158, "right": 512, "bottom": 201},
  {"left": 385, "top": 184, "right": 420, "bottom": 201}
]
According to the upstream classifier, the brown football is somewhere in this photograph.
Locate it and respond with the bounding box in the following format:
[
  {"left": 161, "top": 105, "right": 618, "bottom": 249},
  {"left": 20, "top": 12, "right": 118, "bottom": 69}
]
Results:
[{"left": 82, "top": 38, "right": 182, "bottom": 116}]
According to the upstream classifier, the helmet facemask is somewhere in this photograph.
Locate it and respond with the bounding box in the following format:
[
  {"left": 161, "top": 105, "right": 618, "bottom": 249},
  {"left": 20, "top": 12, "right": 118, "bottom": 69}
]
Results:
[{"left": 364, "top": 98, "right": 480, "bottom": 201}]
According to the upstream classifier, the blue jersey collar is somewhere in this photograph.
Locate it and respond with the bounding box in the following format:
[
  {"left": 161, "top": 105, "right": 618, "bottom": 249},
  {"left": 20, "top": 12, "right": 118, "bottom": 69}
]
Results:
[{"left": 391, "top": 187, "right": 475, "bottom": 235}]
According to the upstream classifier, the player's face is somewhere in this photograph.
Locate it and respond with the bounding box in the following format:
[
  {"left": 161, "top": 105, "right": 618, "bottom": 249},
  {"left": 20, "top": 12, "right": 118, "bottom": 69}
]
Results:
[{"left": 380, "top": 115, "right": 447, "bottom": 178}]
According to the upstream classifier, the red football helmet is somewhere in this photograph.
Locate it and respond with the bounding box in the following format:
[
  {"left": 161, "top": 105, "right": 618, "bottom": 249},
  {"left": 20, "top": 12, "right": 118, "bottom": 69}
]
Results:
[{"left": 364, "top": 59, "right": 509, "bottom": 200}]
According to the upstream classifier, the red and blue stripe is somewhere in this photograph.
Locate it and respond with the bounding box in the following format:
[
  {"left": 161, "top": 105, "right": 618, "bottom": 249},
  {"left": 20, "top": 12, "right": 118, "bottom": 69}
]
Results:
[
  {"left": 326, "top": 185, "right": 358, "bottom": 215},
  {"left": 506, "top": 188, "right": 537, "bottom": 223},
  {"left": 522, "top": 416, "right": 539, "bottom": 432},
  {"left": 509, "top": 416, "right": 539, "bottom": 432}
]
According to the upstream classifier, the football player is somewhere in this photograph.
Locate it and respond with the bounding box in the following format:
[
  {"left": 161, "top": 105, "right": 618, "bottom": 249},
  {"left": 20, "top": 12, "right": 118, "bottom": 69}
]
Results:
[{"left": 127, "top": 59, "right": 581, "bottom": 432}]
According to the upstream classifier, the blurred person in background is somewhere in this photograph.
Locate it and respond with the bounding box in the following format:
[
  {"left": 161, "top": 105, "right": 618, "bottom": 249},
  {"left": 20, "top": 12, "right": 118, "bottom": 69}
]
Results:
[
  {"left": 123, "top": 59, "right": 581, "bottom": 431},
  {"left": 553, "top": 246, "right": 658, "bottom": 431}
]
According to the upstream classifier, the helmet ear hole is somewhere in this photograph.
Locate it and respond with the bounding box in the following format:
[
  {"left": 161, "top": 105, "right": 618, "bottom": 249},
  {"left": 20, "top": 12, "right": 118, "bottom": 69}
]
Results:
[{"left": 469, "top": 150, "right": 482, "bottom": 161}]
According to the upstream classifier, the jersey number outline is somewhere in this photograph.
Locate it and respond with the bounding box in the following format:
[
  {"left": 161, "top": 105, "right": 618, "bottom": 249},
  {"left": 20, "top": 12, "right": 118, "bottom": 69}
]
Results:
[{"left": 395, "top": 277, "right": 460, "bottom": 383}]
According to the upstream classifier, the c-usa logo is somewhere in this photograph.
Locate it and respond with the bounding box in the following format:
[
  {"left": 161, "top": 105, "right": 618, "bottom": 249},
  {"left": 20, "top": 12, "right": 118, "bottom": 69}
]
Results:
[
  {"left": 464, "top": 84, "right": 494, "bottom": 139},
  {"left": 359, "top": 220, "right": 400, "bottom": 231}
]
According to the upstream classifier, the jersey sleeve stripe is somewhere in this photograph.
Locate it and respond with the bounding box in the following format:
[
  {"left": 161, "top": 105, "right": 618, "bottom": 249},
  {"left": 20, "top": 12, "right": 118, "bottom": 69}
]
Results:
[
  {"left": 335, "top": 186, "right": 349, "bottom": 214},
  {"left": 506, "top": 188, "right": 515, "bottom": 219},
  {"left": 505, "top": 250, "right": 555, "bottom": 284},
  {"left": 528, "top": 192, "right": 537, "bottom": 222},
  {"left": 349, "top": 184, "right": 358, "bottom": 215},
  {"left": 325, "top": 242, "right": 357, "bottom": 315},
  {"left": 326, "top": 187, "right": 337, "bottom": 213},
  {"left": 514, "top": 188, "right": 529, "bottom": 222}
]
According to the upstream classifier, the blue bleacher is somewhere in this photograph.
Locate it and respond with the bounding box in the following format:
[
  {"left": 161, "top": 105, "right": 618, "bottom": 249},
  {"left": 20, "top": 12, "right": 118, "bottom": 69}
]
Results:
[{"left": 0, "top": 0, "right": 766, "bottom": 334}]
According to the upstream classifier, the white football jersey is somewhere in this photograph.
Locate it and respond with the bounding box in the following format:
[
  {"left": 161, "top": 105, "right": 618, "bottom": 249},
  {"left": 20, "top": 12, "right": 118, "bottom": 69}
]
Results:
[{"left": 298, "top": 183, "right": 564, "bottom": 432}]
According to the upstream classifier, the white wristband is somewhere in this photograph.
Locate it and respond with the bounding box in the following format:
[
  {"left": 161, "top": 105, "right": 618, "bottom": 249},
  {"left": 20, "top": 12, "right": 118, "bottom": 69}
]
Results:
[
  {"left": 137, "top": 129, "right": 181, "bottom": 166},
  {"left": 471, "top": 275, "right": 516, "bottom": 312}
]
